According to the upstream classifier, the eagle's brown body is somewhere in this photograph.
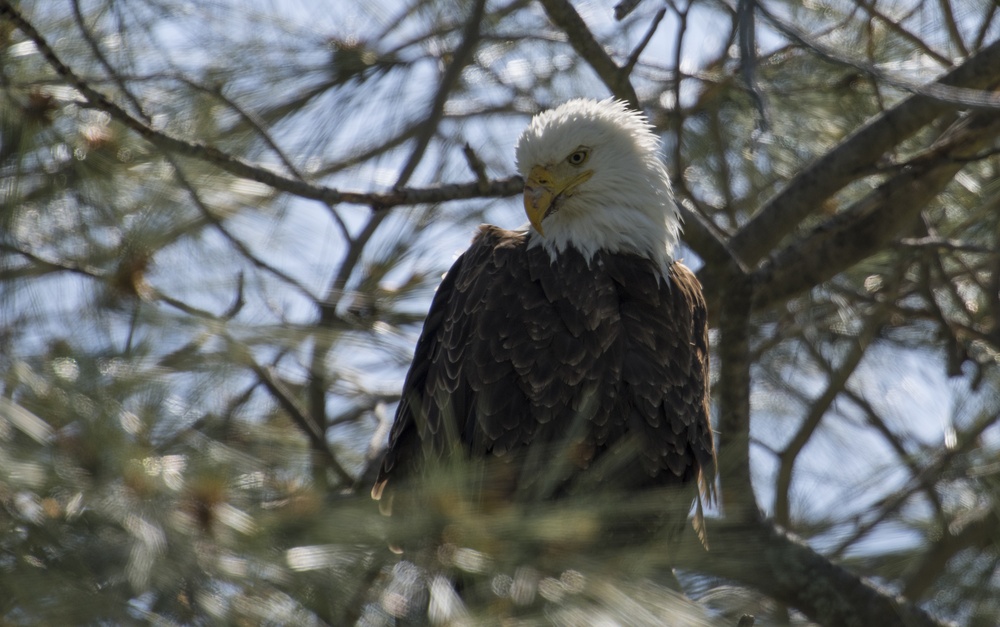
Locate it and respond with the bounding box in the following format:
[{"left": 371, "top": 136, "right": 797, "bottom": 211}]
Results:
[{"left": 373, "top": 226, "right": 715, "bottom": 527}]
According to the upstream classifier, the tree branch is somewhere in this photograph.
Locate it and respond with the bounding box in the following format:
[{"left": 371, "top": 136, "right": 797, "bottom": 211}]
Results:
[
  {"left": 0, "top": 1, "right": 522, "bottom": 211},
  {"left": 727, "top": 34, "right": 1000, "bottom": 269},
  {"left": 536, "top": 0, "right": 640, "bottom": 109},
  {"left": 751, "top": 111, "right": 1000, "bottom": 310},
  {"left": 396, "top": 0, "right": 486, "bottom": 187},
  {"left": 243, "top": 354, "right": 355, "bottom": 487},
  {"left": 716, "top": 257, "right": 756, "bottom": 519},
  {"left": 903, "top": 502, "right": 1000, "bottom": 600},
  {"left": 773, "top": 309, "right": 885, "bottom": 527},
  {"left": 672, "top": 518, "right": 950, "bottom": 627}
]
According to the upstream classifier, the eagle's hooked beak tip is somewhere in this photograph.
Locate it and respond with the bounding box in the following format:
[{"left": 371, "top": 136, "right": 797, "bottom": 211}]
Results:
[
  {"left": 523, "top": 165, "right": 557, "bottom": 235},
  {"left": 524, "top": 186, "right": 547, "bottom": 235}
]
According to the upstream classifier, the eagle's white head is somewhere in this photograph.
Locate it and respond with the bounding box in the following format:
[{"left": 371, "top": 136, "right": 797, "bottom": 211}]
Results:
[{"left": 515, "top": 98, "right": 681, "bottom": 274}]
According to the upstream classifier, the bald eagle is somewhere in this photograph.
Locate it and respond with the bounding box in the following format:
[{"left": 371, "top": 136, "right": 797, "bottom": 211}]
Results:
[{"left": 372, "top": 98, "right": 716, "bottom": 544}]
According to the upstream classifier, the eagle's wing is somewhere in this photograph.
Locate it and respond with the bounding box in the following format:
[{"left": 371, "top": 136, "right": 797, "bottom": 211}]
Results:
[
  {"left": 372, "top": 229, "right": 716, "bottom": 542},
  {"left": 650, "top": 260, "right": 716, "bottom": 543},
  {"left": 371, "top": 225, "right": 508, "bottom": 509}
]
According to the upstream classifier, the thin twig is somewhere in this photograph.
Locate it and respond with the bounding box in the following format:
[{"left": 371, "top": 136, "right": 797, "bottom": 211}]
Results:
[
  {"left": 396, "top": 0, "right": 486, "bottom": 187},
  {"left": 537, "top": 0, "right": 640, "bottom": 109},
  {"left": 244, "top": 354, "right": 355, "bottom": 486},
  {"left": 622, "top": 8, "right": 666, "bottom": 77}
]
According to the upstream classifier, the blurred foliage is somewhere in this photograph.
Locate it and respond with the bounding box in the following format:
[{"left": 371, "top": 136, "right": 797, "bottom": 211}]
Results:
[{"left": 2, "top": 0, "right": 1000, "bottom": 625}]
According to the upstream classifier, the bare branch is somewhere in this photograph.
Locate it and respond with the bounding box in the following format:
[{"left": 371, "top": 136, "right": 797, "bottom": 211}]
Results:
[
  {"left": 757, "top": 4, "right": 1000, "bottom": 109},
  {"left": 462, "top": 143, "right": 490, "bottom": 192},
  {"left": 903, "top": 503, "right": 1000, "bottom": 600},
  {"left": 537, "top": 0, "right": 640, "bottom": 109},
  {"left": 938, "top": 0, "right": 969, "bottom": 56},
  {"left": 855, "top": 0, "right": 953, "bottom": 67},
  {"left": 622, "top": 8, "right": 666, "bottom": 77},
  {"left": 773, "top": 306, "right": 886, "bottom": 528},
  {"left": 396, "top": 0, "right": 487, "bottom": 187},
  {"left": 830, "top": 407, "right": 1000, "bottom": 558},
  {"left": 243, "top": 353, "right": 355, "bottom": 487},
  {"left": 737, "top": 0, "right": 769, "bottom": 130},
  {"left": 614, "top": 0, "right": 644, "bottom": 21}
]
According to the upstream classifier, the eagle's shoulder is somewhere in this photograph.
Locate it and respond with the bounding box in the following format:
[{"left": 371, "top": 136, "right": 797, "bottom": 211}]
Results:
[
  {"left": 668, "top": 260, "right": 705, "bottom": 307},
  {"left": 473, "top": 224, "right": 528, "bottom": 246}
]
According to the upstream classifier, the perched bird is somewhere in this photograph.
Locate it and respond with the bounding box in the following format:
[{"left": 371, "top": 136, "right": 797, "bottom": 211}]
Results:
[{"left": 372, "top": 98, "right": 715, "bottom": 545}]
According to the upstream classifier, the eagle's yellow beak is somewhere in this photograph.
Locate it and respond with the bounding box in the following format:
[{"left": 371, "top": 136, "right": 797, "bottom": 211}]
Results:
[{"left": 523, "top": 165, "right": 593, "bottom": 235}]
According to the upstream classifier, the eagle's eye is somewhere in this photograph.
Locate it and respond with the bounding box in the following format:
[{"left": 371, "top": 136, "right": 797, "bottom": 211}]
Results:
[{"left": 567, "top": 148, "right": 590, "bottom": 166}]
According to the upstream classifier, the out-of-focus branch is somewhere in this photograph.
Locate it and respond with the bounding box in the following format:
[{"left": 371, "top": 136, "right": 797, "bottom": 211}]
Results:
[
  {"left": 737, "top": 0, "right": 768, "bottom": 129},
  {"left": 831, "top": 407, "right": 1000, "bottom": 557},
  {"left": 845, "top": 389, "right": 947, "bottom": 525},
  {"left": 773, "top": 309, "right": 885, "bottom": 527},
  {"left": 69, "top": 2, "right": 322, "bottom": 306},
  {"left": 855, "top": 0, "right": 952, "bottom": 67},
  {"left": 537, "top": 0, "right": 640, "bottom": 109},
  {"left": 307, "top": 211, "right": 389, "bottom": 443},
  {"left": 242, "top": 352, "right": 355, "bottom": 487},
  {"left": 903, "top": 503, "right": 1000, "bottom": 600},
  {"left": 396, "top": 0, "right": 486, "bottom": 187},
  {"left": 935, "top": 0, "right": 969, "bottom": 57},
  {"left": 614, "top": 0, "right": 644, "bottom": 21},
  {"left": 757, "top": 3, "right": 1000, "bottom": 109},
  {"left": 622, "top": 8, "right": 665, "bottom": 76},
  {"left": 0, "top": 2, "right": 522, "bottom": 211}
]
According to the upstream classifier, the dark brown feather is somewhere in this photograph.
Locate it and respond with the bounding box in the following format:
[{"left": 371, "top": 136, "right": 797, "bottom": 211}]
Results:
[{"left": 373, "top": 225, "right": 715, "bottom": 538}]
